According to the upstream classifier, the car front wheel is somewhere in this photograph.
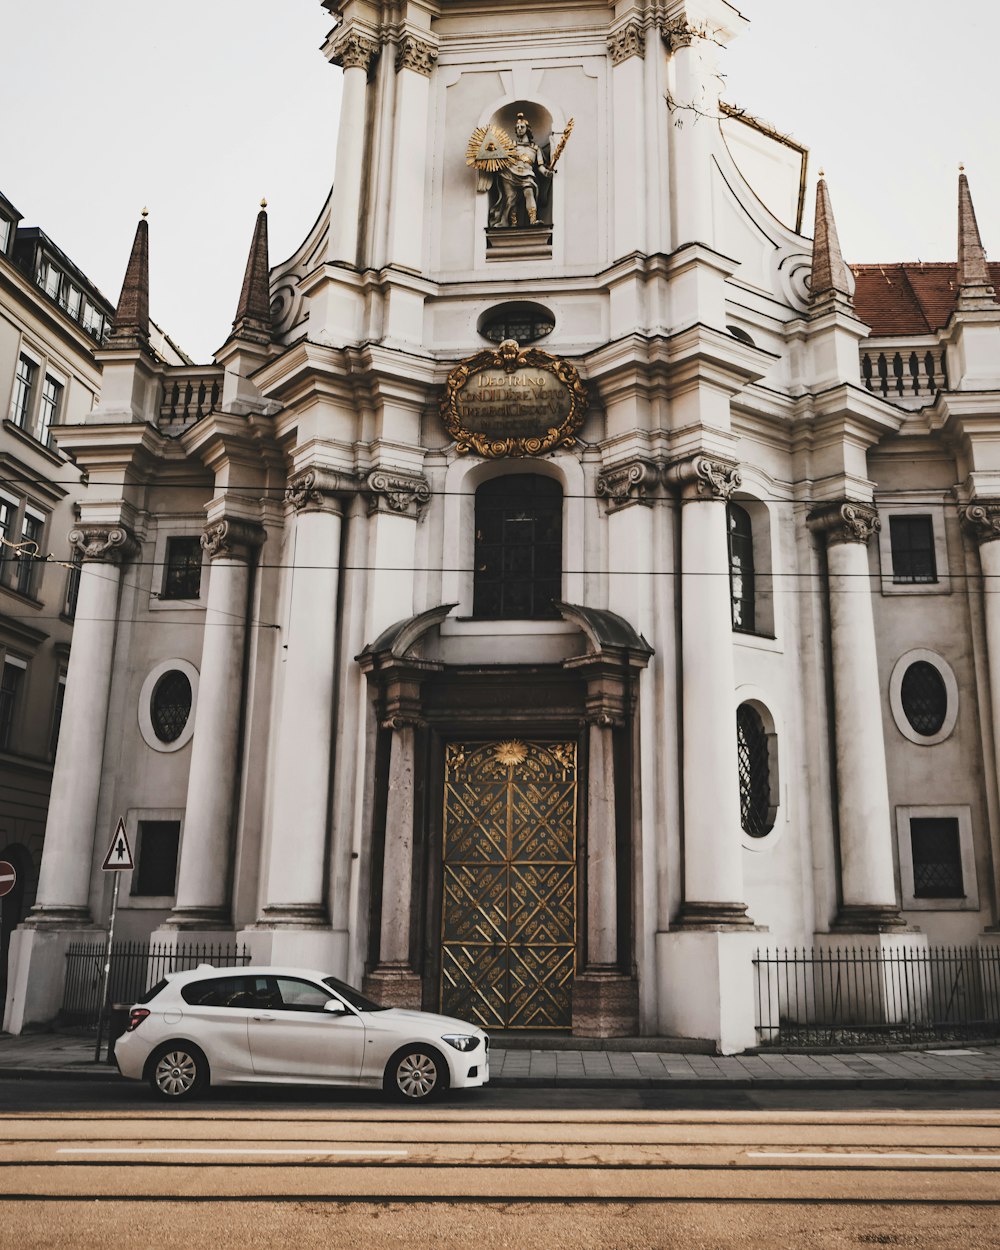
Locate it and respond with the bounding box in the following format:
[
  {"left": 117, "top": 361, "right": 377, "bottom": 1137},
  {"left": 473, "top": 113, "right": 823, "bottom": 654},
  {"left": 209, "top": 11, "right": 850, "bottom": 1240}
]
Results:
[
  {"left": 148, "top": 1043, "right": 208, "bottom": 1101},
  {"left": 386, "top": 1046, "right": 444, "bottom": 1102}
]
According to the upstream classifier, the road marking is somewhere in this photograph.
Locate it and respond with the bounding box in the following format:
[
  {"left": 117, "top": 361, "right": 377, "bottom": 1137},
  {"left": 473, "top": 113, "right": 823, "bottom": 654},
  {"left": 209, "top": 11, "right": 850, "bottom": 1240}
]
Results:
[
  {"left": 57, "top": 1147, "right": 409, "bottom": 1158},
  {"left": 749, "top": 1151, "right": 1000, "bottom": 1161}
]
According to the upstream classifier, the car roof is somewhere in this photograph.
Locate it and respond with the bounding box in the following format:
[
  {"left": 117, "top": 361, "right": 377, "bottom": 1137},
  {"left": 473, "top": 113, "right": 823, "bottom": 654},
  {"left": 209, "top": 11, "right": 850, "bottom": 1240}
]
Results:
[{"left": 165, "top": 965, "right": 334, "bottom": 984}]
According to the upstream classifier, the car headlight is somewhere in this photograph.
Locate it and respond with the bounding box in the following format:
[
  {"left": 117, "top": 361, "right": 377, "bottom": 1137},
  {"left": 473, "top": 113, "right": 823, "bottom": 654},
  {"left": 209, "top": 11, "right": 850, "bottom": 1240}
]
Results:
[{"left": 441, "top": 1034, "right": 479, "bottom": 1052}]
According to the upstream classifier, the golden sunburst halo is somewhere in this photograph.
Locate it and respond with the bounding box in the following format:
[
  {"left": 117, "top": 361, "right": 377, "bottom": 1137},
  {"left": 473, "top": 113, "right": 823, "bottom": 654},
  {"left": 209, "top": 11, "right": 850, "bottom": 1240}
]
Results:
[
  {"left": 466, "top": 123, "right": 515, "bottom": 172},
  {"left": 494, "top": 740, "right": 528, "bottom": 768}
]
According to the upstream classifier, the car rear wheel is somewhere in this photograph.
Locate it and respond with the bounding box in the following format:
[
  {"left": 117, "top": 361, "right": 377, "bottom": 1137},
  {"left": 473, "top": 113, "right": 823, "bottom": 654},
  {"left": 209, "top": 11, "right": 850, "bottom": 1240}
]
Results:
[
  {"left": 386, "top": 1046, "right": 444, "bottom": 1102},
  {"left": 148, "top": 1043, "right": 208, "bottom": 1101}
]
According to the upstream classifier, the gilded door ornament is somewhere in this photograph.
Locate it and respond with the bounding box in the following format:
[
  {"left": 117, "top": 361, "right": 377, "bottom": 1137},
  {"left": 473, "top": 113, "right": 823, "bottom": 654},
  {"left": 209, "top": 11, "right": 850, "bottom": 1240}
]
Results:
[
  {"left": 441, "top": 739, "right": 577, "bottom": 1029},
  {"left": 440, "top": 341, "right": 588, "bottom": 459}
]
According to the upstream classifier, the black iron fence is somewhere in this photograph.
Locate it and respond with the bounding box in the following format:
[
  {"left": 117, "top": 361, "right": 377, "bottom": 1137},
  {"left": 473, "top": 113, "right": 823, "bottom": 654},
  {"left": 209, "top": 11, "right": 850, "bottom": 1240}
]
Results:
[
  {"left": 62, "top": 940, "right": 251, "bottom": 1028},
  {"left": 754, "top": 945, "right": 1000, "bottom": 1047}
]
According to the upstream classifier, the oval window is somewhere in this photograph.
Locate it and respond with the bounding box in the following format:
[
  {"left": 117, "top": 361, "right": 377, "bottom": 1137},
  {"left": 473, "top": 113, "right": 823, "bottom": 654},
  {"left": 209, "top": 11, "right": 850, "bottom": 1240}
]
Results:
[
  {"left": 900, "top": 661, "right": 947, "bottom": 737},
  {"left": 478, "top": 301, "right": 555, "bottom": 345},
  {"left": 151, "top": 670, "right": 193, "bottom": 743}
]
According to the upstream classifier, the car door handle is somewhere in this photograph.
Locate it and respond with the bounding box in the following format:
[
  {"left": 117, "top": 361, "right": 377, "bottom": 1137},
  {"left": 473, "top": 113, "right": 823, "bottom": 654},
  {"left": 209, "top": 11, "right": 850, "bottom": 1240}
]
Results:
[{"left": 252, "top": 1013, "right": 275, "bottom": 1022}]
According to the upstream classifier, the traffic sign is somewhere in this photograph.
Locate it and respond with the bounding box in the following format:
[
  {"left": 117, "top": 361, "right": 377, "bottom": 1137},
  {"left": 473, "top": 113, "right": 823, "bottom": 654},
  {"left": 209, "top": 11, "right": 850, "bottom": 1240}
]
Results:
[
  {"left": 0, "top": 860, "right": 15, "bottom": 898},
  {"left": 102, "top": 817, "right": 134, "bottom": 871}
]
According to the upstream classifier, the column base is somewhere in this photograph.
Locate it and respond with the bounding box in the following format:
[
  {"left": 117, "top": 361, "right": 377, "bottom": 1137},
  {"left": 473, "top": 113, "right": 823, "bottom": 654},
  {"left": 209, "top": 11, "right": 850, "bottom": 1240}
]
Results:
[
  {"left": 813, "top": 930, "right": 930, "bottom": 1029},
  {"left": 831, "top": 904, "right": 907, "bottom": 933},
  {"left": 655, "top": 927, "right": 758, "bottom": 1054},
  {"left": 239, "top": 925, "right": 343, "bottom": 972},
  {"left": 572, "top": 969, "right": 639, "bottom": 1038},
  {"left": 3, "top": 923, "right": 98, "bottom": 1034},
  {"left": 258, "top": 905, "right": 329, "bottom": 926},
  {"left": 675, "top": 900, "right": 756, "bottom": 929},
  {"left": 363, "top": 962, "right": 423, "bottom": 1010},
  {"left": 23, "top": 906, "right": 95, "bottom": 929},
  {"left": 159, "top": 907, "right": 232, "bottom": 931},
  {"left": 149, "top": 925, "right": 238, "bottom": 955}
]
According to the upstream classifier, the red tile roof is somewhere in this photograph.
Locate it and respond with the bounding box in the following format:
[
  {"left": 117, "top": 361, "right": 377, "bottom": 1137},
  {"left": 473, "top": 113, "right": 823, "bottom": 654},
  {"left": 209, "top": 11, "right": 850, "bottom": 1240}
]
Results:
[{"left": 851, "top": 262, "right": 1000, "bottom": 336}]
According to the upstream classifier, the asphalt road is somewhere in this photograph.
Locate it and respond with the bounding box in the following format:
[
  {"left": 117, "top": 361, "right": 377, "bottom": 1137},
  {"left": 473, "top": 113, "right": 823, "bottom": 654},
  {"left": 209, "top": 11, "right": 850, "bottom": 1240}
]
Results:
[{"left": 2, "top": 1079, "right": 1000, "bottom": 1248}]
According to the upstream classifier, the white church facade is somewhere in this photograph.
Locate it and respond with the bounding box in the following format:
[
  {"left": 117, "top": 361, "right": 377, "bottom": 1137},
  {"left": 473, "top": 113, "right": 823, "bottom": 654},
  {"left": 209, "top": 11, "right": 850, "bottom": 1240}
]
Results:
[{"left": 6, "top": 0, "right": 1000, "bottom": 1052}]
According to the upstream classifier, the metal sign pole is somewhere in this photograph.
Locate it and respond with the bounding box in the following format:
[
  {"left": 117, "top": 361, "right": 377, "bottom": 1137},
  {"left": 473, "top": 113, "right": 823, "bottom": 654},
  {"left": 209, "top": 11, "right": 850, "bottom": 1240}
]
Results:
[{"left": 93, "top": 871, "right": 121, "bottom": 1064}]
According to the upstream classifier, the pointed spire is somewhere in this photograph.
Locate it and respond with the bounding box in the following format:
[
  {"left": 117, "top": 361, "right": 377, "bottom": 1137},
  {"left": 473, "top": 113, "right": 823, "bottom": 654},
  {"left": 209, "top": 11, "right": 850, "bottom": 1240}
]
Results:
[
  {"left": 230, "top": 200, "right": 273, "bottom": 346},
  {"left": 108, "top": 209, "right": 151, "bottom": 350},
  {"left": 810, "top": 173, "right": 852, "bottom": 307},
  {"left": 956, "top": 167, "right": 995, "bottom": 310}
]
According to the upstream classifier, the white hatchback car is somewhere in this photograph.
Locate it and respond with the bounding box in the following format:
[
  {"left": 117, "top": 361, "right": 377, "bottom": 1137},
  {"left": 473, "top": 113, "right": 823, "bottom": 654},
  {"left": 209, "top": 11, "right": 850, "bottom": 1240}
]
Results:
[{"left": 114, "top": 965, "right": 489, "bottom": 1102}]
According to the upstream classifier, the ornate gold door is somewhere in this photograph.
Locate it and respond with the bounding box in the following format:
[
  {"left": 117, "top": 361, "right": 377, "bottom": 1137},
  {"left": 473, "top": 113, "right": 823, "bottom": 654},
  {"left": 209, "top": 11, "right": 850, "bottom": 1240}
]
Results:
[{"left": 441, "top": 739, "right": 577, "bottom": 1029}]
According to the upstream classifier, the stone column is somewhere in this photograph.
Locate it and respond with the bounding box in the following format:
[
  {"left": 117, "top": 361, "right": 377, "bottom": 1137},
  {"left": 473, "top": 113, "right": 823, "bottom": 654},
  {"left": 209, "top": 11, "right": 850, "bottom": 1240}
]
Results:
[
  {"left": 364, "top": 714, "right": 423, "bottom": 1009},
  {"left": 664, "top": 22, "right": 714, "bottom": 249},
  {"left": 808, "top": 501, "right": 903, "bottom": 928},
  {"left": 258, "top": 472, "right": 345, "bottom": 948},
  {"left": 30, "top": 525, "right": 136, "bottom": 921},
  {"left": 327, "top": 27, "right": 380, "bottom": 266},
  {"left": 608, "top": 18, "right": 648, "bottom": 259},
  {"left": 385, "top": 34, "right": 437, "bottom": 270},
  {"left": 673, "top": 456, "right": 752, "bottom": 925},
  {"left": 166, "top": 516, "right": 264, "bottom": 929}
]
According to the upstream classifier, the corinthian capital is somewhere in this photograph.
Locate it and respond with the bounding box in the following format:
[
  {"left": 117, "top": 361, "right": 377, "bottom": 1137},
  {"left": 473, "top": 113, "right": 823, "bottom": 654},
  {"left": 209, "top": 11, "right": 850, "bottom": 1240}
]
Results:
[
  {"left": 201, "top": 518, "right": 266, "bottom": 563},
  {"left": 668, "top": 455, "right": 742, "bottom": 501},
  {"left": 596, "top": 458, "right": 658, "bottom": 512},
  {"left": 608, "top": 20, "right": 646, "bottom": 65},
  {"left": 69, "top": 525, "right": 138, "bottom": 564},
  {"left": 365, "top": 469, "right": 431, "bottom": 518},
  {"left": 807, "top": 500, "right": 881, "bottom": 546},
  {"left": 284, "top": 467, "right": 349, "bottom": 514},
  {"left": 961, "top": 500, "right": 1000, "bottom": 545},
  {"left": 659, "top": 18, "right": 698, "bottom": 50},
  {"left": 395, "top": 34, "right": 438, "bottom": 76},
  {"left": 332, "top": 28, "right": 381, "bottom": 72}
]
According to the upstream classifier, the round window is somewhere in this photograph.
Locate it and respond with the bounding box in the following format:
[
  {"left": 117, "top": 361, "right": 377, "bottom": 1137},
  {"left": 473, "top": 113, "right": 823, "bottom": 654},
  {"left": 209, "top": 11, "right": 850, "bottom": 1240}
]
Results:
[
  {"left": 478, "top": 301, "right": 555, "bottom": 345},
  {"left": 900, "top": 660, "right": 948, "bottom": 737},
  {"left": 151, "top": 670, "right": 193, "bottom": 743}
]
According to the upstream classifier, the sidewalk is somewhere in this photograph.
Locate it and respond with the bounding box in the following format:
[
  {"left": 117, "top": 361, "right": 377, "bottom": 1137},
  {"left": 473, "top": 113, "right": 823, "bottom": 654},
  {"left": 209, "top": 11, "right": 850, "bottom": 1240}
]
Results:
[{"left": 2, "top": 1030, "right": 1000, "bottom": 1088}]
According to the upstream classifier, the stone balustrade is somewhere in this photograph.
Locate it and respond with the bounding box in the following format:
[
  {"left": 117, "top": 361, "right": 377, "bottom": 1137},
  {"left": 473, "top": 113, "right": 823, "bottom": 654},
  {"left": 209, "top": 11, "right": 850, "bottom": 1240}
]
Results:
[{"left": 159, "top": 368, "right": 223, "bottom": 433}]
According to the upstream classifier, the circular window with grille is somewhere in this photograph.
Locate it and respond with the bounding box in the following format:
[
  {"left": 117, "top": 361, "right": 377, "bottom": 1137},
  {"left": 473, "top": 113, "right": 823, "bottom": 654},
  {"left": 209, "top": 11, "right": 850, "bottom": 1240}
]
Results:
[
  {"left": 138, "top": 659, "right": 199, "bottom": 753},
  {"left": 889, "top": 650, "right": 958, "bottom": 746},
  {"left": 477, "top": 301, "right": 555, "bottom": 345}
]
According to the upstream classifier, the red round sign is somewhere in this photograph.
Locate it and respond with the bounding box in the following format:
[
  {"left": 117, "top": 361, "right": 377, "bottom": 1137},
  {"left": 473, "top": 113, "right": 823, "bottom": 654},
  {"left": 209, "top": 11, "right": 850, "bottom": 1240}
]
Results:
[{"left": 0, "top": 860, "right": 16, "bottom": 898}]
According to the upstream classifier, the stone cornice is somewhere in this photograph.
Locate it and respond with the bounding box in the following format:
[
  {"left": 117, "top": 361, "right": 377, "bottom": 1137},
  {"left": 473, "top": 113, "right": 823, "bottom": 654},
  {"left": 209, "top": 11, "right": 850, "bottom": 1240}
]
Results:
[
  {"left": 807, "top": 499, "right": 880, "bottom": 547},
  {"left": 69, "top": 524, "right": 139, "bottom": 565},
  {"left": 201, "top": 517, "right": 266, "bottom": 563}
]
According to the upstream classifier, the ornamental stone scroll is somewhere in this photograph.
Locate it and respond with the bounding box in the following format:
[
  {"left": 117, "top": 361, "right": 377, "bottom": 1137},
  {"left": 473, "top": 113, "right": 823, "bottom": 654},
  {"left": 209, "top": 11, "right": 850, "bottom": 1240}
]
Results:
[
  {"left": 807, "top": 500, "right": 881, "bottom": 547},
  {"left": 608, "top": 20, "right": 646, "bottom": 64},
  {"left": 365, "top": 469, "right": 432, "bottom": 518},
  {"left": 284, "top": 467, "right": 350, "bottom": 515},
  {"left": 596, "top": 458, "right": 658, "bottom": 512},
  {"left": 961, "top": 500, "right": 1000, "bottom": 545},
  {"left": 331, "top": 28, "right": 381, "bottom": 72},
  {"left": 69, "top": 524, "right": 138, "bottom": 564},
  {"left": 667, "top": 455, "right": 742, "bottom": 502},
  {"left": 201, "top": 517, "right": 266, "bottom": 563}
]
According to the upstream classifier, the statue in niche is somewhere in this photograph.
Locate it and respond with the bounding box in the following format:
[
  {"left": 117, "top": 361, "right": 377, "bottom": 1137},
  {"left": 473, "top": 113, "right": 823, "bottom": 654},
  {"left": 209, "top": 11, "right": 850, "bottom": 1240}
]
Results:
[{"left": 467, "top": 113, "right": 574, "bottom": 229}]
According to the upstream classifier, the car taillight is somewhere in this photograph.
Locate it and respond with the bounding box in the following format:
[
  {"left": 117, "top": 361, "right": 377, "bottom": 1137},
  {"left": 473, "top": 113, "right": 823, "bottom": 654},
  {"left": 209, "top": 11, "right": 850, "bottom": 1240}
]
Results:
[{"left": 126, "top": 1008, "right": 150, "bottom": 1032}]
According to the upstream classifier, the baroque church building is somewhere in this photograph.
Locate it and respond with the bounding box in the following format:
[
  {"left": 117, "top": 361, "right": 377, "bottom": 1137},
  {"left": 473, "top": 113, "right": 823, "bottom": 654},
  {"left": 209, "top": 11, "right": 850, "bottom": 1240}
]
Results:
[{"left": 6, "top": 0, "right": 1000, "bottom": 1052}]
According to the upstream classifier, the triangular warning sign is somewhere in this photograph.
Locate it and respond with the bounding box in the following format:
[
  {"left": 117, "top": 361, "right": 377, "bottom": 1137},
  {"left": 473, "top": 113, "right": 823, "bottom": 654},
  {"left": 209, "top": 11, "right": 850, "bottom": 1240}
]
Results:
[{"left": 102, "top": 817, "right": 134, "bottom": 871}]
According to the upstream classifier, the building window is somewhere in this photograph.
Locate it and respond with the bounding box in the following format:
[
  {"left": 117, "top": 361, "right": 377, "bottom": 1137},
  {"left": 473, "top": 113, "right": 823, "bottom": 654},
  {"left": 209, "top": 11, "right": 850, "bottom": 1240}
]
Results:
[
  {"left": 889, "top": 515, "right": 937, "bottom": 584},
  {"left": 133, "top": 820, "right": 181, "bottom": 896},
  {"left": 150, "top": 670, "right": 193, "bottom": 743},
  {"left": 9, "top": 354, "right": 37, "bottom": 428},
  {"left": 728, "top": 503, "right": 756, "bottom": 633},
  {"left": 900, "top": 660, "right": 948, "bottom": 737},
  {"left": 38, "top": 374, "right": 63, "bottom": 445},
  {"left": 0, "top": 498, "right": 12, "bottom": 577},
  {"left": 65, "top": 285, "right": 82, "bottom": 320},
  {"left": 64, "top": 551, "right": 82, "bottom": 619},
  {"left": 50, "top": 675, "right": 66, "bottom": 759},
  {"left": 473, "top": 474, "right": 562, "bottom": 619},
  {"left": 737, "top": 703, "right": 774, "bottom": 838},
  {"left": 0, "top": 217, "right": 10, "bottom": 255},
  {"left": 909, "top": 817, "right": 964, "bottom": 899},
  {"left": 40, "top": 261, "right": 63, "bottom": 301},
  {"left": 0, "top": 659, "right": 26, "bottom": 751},
  {"left": 161, "top": 536, "right": 203, "bottom": 601},
  {"left": 478, "top": 301, "right": 555, "bottom": 345},
  {"left": 14, "top": 513, "right": 42, "bottom": 598}
]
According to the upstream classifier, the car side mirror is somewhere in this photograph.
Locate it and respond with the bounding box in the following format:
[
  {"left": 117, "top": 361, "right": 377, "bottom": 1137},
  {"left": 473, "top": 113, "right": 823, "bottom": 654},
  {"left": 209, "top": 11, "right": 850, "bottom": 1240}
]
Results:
[{"left": 323, "top": 999, "right": 349, "bottom": 1015}]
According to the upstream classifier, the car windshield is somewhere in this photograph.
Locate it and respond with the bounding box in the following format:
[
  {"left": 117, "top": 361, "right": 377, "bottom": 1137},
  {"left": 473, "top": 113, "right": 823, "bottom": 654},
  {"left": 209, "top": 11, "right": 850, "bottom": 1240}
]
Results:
[{"left": 321, "top": 976, "right": 387, "bottom": 1012}]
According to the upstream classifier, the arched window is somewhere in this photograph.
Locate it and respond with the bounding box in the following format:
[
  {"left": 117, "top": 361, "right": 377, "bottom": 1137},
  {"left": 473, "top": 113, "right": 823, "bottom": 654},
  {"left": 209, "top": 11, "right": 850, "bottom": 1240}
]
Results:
[
  {"left": 737, "top": 703, "right": 774, "bottom": 838},
  {"left": 473, "top": 474, "right": 562, "bottom": 619},
  {"left": 728, "top": 503, "right": 755, "bottom": 633}
]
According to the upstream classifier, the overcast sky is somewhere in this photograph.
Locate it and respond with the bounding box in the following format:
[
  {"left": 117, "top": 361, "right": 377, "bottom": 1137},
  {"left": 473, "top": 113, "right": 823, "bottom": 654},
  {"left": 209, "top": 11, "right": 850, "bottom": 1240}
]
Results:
[{"left": 1, "top": 1, "right": 996, "bottom": 362}]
